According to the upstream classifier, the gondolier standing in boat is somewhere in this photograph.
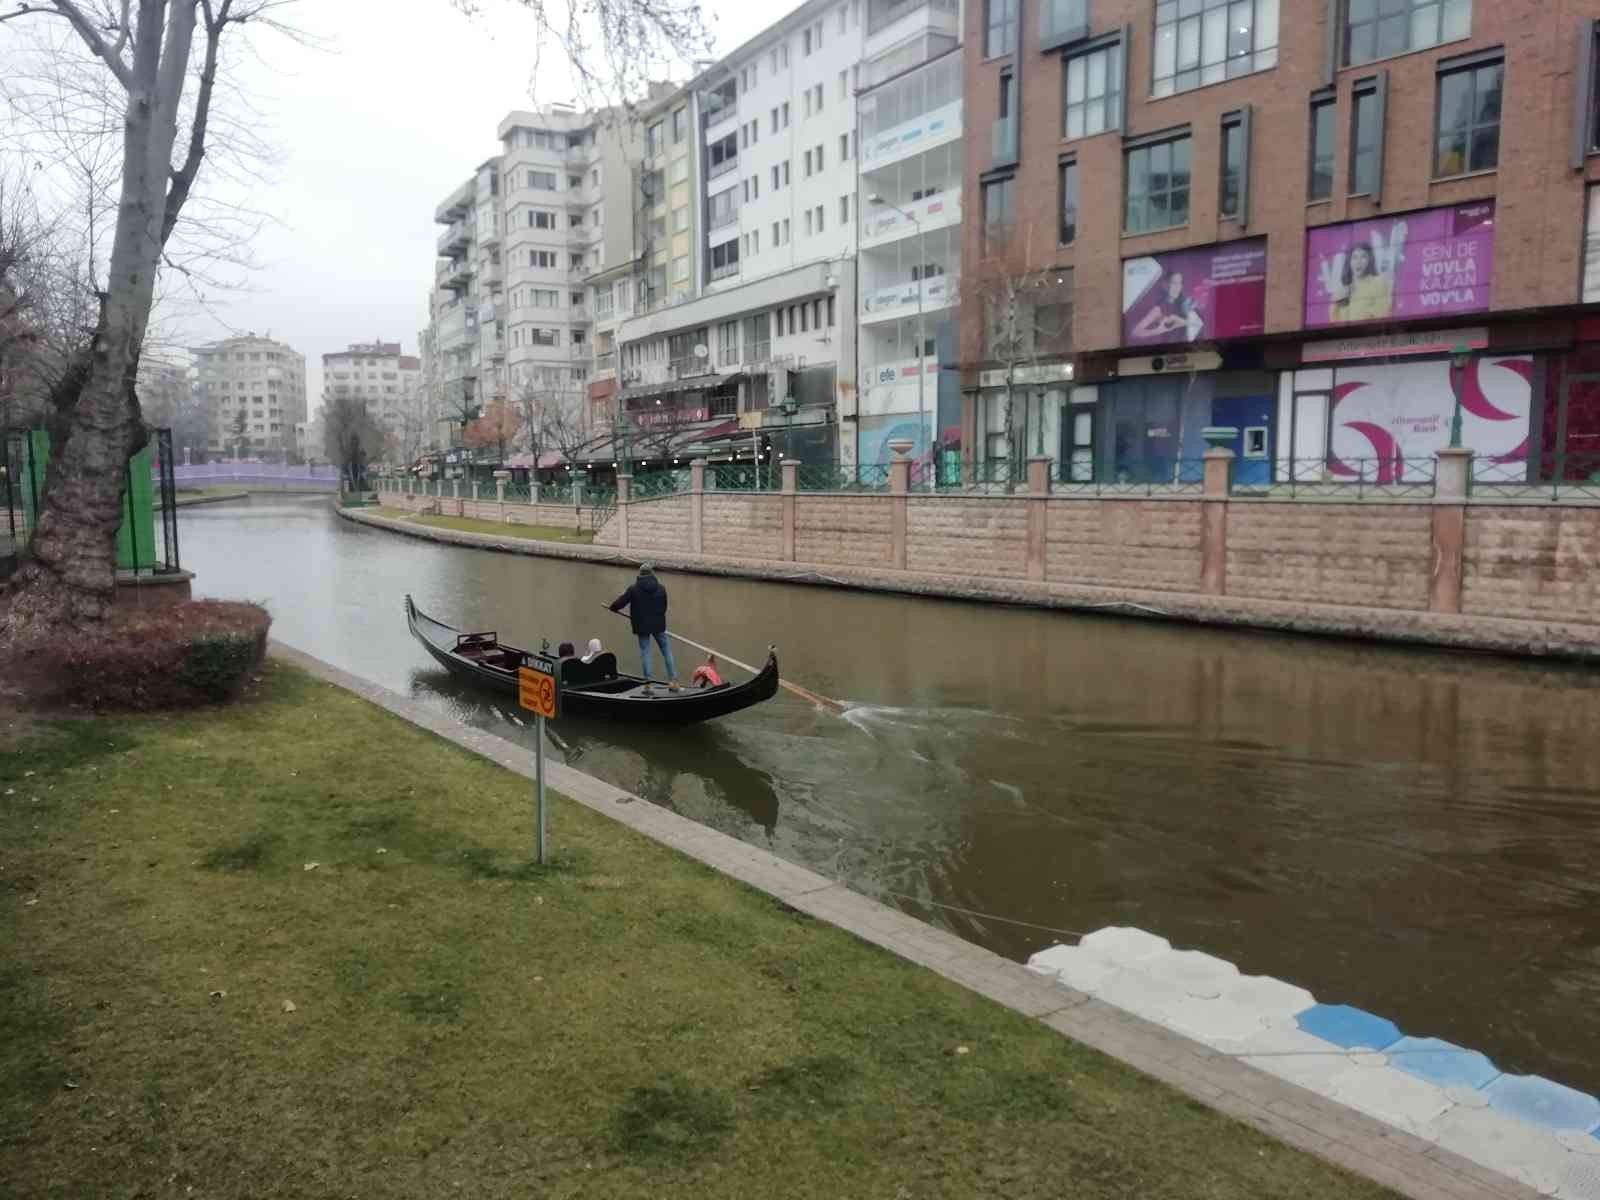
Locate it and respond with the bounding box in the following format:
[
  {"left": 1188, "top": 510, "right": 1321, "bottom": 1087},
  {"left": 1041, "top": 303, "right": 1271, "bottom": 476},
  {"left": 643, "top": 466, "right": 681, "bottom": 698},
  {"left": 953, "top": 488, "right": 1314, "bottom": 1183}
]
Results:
[{"left": 609, "top": 564, "right": 679, "bottom": 690}]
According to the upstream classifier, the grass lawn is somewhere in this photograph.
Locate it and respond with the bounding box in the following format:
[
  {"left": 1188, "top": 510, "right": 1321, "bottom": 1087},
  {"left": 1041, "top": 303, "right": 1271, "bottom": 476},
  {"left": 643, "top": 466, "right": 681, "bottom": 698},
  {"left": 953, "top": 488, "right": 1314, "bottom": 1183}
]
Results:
[
  {"left": 373, "top": 506, "right": 596, "bottom": 545},
  {"left": 0, "top": 663, "right": 1396, "bottom": 1200}
]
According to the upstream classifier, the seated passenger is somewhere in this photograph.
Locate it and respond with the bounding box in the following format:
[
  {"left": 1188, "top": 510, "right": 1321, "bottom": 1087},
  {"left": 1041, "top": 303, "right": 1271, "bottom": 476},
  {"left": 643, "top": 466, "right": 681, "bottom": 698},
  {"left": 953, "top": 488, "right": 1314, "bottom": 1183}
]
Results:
[
  {"left": 580, "top": 638, "right": 604, "bottom": 664},
  {"left": 691, "top": 654, "right": 724, "bottom": 689}
]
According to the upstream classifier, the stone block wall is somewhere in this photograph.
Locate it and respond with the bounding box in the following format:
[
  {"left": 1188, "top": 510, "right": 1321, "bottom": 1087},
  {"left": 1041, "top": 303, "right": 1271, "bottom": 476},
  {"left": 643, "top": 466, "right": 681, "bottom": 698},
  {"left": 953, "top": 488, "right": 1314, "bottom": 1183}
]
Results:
[
  {"left": 794, "top": 495, "right": 894, "bottom": 567},
  {"left": 1461, "top": 506, "right": 1600, "bottom": 621},
  {"left": 614, "top": 494, "right": 691, "bottom": 551},
  {"left": 1046, "top": 500, "right": 1204, "bottom": 592},
  {"left": 1226, "top": 503, "right": 1434, "bottom": 611},
  {"left": 905, "top": 497, "right": 1029, "bottom": 579},
  {"left": 703, "top": 495, "right": 783, "bottom": 561}
]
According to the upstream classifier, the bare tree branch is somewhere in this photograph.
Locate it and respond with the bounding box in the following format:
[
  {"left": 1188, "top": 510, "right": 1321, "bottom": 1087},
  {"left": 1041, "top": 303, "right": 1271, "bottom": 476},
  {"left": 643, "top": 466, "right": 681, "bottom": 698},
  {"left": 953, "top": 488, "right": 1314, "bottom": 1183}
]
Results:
[{"left": 45, "top": 0, "right": 135, "bottom": 90}]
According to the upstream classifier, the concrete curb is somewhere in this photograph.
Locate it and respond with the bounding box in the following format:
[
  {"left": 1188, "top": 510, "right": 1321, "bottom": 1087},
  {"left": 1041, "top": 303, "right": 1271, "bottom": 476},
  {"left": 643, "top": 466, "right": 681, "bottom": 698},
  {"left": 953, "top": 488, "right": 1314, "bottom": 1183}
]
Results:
[
  {"left": 338, "top": 503, "right": 1600, "bottom": 664},
  {"left": 173, "top": 491, "right": 250, "bottom": 507},
  {"left": 270, "top": 637, "right": 1536, "bottom": 1200}
]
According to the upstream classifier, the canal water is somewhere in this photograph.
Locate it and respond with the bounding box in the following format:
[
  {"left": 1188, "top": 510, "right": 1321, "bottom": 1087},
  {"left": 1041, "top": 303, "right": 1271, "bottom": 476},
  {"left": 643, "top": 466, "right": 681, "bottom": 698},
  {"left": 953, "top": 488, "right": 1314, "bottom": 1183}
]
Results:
[{"left": 183, "top": 497, "right": 1600, "bottom": 1094}]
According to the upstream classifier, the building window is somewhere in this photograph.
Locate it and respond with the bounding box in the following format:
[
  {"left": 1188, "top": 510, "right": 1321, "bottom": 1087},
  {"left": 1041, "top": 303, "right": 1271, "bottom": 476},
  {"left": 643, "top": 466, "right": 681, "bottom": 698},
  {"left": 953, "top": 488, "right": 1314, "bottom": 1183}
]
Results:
[
  {"left": 710, "top": 239, "right": 740, "bottom": 281},
  {"left": 1153, "top": 0, "right": 1279, "bottom": 98},
  {"left": 840, "top": 131, "right": 850, "bottom": 160},
  {"left": 1434, "top": 55, "right": 1502, "bottom": 177},
  {"left": 985, "top": 0, "right": 1017, "bottom": 56},
  {"left": 1058, "top": 158, "right": 1078, "bottom": 244},
  {"left": 1123, "top": 133, "right": 1191, "bottom": 234},
  {"left": 528, "top": 169, "right": 556, "bottom": 189},
  {"left": 1219, "top": 108, "right": 1250, "bottom": 223},
  {"left": 1345, "top": 0, "right": 1469, "bottom": 67},
  {"left": 1350, "top": 75, "right": 1386, "bottom": 197},
  {"left": 1063, "top": 40, "right": 1123, "bottom": 140},
  {"left": 982, "top": 175, "right": 1015, "bottom": 249},
  {"left": 1308, "top": 92, "right": 1336, "bottom": 201},
  {"left": 840, "top": 194, "right": 850, "bottom": 224},
  {"left": 646, "top": 122, "right": 663, "bottom": 155}
]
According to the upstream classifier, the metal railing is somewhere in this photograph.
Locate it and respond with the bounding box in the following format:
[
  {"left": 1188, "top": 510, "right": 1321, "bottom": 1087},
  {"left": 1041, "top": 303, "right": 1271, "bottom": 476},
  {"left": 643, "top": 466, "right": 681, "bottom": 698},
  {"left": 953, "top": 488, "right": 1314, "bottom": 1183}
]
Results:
[
  {"left": 797, "top": 463, "right": 892, "bottom": 491},
  {"left": 631, "top": 470, "right": 688, "bottom": 499},
  {"left": 1237, "top": 458, "right": 1437, "bottom": 500},
  {"left": 1470, "top": 454, "right": 1600, "bottom": 501},
  {"left": 707, "top": 154, "right": 739, "bottom": 180}
]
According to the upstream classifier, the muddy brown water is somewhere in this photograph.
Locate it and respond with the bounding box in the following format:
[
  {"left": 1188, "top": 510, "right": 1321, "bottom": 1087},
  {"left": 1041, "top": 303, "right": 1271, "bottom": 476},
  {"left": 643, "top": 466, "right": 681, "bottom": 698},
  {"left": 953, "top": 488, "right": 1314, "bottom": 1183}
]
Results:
[{"left": 182, "top": 497, "right": 1600, "bottom": 1094}]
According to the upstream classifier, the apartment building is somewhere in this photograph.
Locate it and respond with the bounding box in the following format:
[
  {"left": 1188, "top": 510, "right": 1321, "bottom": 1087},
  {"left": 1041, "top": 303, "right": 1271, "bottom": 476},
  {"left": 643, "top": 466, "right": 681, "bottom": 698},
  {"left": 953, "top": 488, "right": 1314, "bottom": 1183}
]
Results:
[
  {"left": 322, "top": 340, "right": 423, "bottom": 456},
  {"left": 426, "top": 106, "right": 636, "bottom": 459},
  {"left": 607, "top": 0, "right": 869, "bottom": 467},
  {"left": 190, "top": 333, "right": 308, "bottom": 460},
  {"left": 852, "top": 0, "right": 964, "bottom": 465},
  {"left": 960, "top": 0, "right": 1600, "bottom": 490}
]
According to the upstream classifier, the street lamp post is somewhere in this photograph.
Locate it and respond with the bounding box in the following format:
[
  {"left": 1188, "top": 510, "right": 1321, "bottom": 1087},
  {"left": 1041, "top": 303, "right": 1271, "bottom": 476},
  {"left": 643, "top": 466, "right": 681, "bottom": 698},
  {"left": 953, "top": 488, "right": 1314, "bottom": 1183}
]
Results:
[{"left": 868, "top": 194, "right": 927, "bottom": 480}]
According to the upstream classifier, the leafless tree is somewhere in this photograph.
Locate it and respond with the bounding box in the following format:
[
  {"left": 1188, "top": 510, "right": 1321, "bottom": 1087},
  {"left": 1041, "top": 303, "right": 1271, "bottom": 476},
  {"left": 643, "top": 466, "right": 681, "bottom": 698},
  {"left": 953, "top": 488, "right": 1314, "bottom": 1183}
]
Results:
[
  {"left": 0, "top": 1, "right": 294, "bottom": 640},
  {"left": 322, "top": 393, "right": 382, "bottom": 491},
  {"left": 972, "top": 226, "right": 1074, "bottom": 487}
]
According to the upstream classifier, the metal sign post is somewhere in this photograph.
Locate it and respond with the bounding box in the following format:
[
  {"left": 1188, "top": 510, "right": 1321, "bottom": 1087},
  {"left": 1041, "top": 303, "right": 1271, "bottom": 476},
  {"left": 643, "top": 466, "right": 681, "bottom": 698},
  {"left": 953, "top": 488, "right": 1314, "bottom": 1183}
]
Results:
[{"left": 517, "top": 653, "right": 562, "bottom": 864}]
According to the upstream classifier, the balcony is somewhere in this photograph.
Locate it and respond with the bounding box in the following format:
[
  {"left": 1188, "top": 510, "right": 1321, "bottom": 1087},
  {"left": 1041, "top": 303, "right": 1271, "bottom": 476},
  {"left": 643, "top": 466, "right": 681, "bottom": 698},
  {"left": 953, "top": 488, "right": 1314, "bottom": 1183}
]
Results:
[
  {"left": 710, "top": 260, "right": 740, "bottom": 282},
  {"left": 991, "top": 115, "right": 1018, "bottom": 169},
  {"left": 867, "top": 0, "right": 958, "bottom": 36},
  {"left": 860, "top": 189, "right": 961, "bottom": 248},
  {"left": 707, "top": 154, "right": 738, "bottom": 181},
  {"left": 595, "top": 351, "right": 617, "bottom": 378},
  {"left": 708, "top": 205, "right": 740, "bottom": 232},
  {"left": 702, "top": 94, "right": 738, "bottom": 134},
  {"left": 860, "top": 274, "right": 958, "bottom": 324},
  {"left": 860, "top": 99, "right": 962, "bottom": 170},
  {"left": 437, "top": 220, "right": 470, "bottom": 256},
  {"left": 479, "top": 259, "right": 503, "bottom": 287},
  {"left": 1039, "top": 0, "right": 1088, "bottom": 51},
  {"left": 567, "top": 227, "right": 591, "bottom": 248},
  {"left": 570, "top": 304, "right": 590, "bottom": 322},
  {"left": 433, "top": 179, "right": 474, "bottom": 224},
  {"left": 443, "top": 258, "right": 472, "bottom": 289}
]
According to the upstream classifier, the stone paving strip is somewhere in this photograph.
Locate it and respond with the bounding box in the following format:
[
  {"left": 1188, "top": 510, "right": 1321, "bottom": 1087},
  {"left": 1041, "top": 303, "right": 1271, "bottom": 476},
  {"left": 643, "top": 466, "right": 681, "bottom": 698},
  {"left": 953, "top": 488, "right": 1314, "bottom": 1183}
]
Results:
[
  {"left": 337, "top": 505, "right": 1600, "bottom": 662},
  {"left": 1029, "top": 932, "right": 1600, "bottom": 1200},
  {"left": 271, "top": 639, "right": 1544, "bottom": 1200}
]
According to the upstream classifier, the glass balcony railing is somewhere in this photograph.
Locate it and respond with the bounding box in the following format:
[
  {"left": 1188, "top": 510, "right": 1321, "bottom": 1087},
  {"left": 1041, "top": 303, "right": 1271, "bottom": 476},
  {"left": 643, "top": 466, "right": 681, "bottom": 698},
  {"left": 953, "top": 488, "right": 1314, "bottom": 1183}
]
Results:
[
  {"left": 992, "top": 116, "right": 1017, "bottom": 169},
  {"left": 867, "top": 0, "right": 958, "bottom": 36},
  {"left": 1039, "top": 0, "right": 1089, "bottom": 50},
  {"left": 707, "top": 155, "right": 739, "bottom": 180}
]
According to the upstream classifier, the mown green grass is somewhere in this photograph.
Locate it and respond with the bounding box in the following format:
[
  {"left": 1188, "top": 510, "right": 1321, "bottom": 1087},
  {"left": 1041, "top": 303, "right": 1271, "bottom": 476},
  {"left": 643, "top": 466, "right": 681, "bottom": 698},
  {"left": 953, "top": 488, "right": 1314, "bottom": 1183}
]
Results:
[
  {"left": 0, "top": 662, "right": 1397, "bottom": 1199},
  {"left": 373, "top": 506, "right": 596, "bottom": 544}
]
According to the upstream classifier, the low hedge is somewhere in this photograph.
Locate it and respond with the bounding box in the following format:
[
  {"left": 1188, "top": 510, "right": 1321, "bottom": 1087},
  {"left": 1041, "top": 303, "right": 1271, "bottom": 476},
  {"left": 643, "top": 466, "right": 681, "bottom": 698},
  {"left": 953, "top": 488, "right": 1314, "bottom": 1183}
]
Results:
[{"left": 11, "top": 599, "right": 272, "bottom": 710}]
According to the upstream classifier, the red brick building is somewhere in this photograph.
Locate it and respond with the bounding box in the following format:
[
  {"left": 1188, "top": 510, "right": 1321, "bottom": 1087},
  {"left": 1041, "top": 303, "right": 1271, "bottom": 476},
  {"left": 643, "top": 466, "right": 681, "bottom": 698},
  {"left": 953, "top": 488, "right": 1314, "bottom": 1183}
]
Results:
[{"left": 960, "top": 0, "right": 1600, "bottom": 490}]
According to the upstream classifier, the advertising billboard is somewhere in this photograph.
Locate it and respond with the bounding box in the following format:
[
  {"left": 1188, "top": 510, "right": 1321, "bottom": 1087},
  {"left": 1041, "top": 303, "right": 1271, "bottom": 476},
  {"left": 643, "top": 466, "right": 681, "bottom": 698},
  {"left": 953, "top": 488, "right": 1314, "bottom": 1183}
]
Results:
[
  {"left": 1303, "top": 201, "right": 1495, "bottom": 329},
  {"left": 1121, "top": 238, "right": 1267, "bottom": 347}
]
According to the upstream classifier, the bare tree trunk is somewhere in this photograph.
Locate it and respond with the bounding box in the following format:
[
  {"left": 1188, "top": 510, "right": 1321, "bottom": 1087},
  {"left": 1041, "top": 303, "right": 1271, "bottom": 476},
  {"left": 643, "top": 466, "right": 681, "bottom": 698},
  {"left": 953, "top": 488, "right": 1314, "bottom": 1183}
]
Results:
[{"left": 1, "top": 0, "right": 206, "bottom": 639}]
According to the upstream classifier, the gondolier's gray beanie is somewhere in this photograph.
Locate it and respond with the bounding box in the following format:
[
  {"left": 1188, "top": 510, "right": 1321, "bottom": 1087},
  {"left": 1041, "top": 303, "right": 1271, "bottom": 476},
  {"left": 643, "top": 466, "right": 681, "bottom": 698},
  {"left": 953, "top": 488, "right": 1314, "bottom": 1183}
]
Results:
[{"left": 638, "top": 563, "right": 654, "bottom": 576}]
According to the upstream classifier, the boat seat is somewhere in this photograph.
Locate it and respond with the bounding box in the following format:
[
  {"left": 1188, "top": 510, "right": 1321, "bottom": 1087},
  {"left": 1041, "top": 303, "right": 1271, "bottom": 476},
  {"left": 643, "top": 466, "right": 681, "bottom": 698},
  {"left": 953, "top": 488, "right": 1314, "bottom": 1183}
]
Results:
[{"left": 560, "top": 653, "right": 618, "bottom": 687}]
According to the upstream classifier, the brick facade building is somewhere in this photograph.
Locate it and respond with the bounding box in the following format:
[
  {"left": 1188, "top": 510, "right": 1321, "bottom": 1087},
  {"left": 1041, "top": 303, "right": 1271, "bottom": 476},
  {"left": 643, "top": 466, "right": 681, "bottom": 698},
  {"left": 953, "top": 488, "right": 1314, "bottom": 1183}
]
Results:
[{"left": 960, "top": 0, "right": 1600, "bottom": 491}]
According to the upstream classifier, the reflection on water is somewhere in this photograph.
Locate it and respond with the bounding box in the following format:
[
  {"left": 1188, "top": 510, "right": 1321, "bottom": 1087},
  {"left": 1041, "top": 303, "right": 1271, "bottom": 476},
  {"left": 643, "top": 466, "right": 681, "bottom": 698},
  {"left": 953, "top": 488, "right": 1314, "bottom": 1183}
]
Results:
[{"left": 183, "top": 497, "right": 1600, "bottom": 1093}]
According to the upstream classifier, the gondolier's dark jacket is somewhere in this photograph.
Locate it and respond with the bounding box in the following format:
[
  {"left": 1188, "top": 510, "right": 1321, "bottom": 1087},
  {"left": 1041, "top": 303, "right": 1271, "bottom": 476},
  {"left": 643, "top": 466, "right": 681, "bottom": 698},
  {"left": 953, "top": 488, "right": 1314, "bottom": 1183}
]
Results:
[{"left": 610, "top": 575, "right": 668, "bottom": 636}]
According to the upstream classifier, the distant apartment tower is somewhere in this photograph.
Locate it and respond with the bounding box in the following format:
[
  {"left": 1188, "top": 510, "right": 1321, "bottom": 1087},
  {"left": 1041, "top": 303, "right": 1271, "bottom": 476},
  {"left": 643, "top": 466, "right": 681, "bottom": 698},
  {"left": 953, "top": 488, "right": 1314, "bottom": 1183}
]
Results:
[
  {"left": 190, "top": 333, "right": 307, "bottom": 459},
  {"left": 606, "top": 0, "right": 869, "bottom": 467},
  {"left": 322, "top": 340, "right": 423, "bottom": 457},
  {"left": 427, "top": 106, "right": 638, "bottom": 457}
]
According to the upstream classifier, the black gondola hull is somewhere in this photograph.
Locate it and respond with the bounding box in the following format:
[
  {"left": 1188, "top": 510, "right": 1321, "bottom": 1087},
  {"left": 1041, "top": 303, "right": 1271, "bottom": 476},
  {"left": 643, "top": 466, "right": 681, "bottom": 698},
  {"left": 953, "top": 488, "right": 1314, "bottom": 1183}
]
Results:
[{"left": 404, "top": 595, "right": 779, "bottom": 725}]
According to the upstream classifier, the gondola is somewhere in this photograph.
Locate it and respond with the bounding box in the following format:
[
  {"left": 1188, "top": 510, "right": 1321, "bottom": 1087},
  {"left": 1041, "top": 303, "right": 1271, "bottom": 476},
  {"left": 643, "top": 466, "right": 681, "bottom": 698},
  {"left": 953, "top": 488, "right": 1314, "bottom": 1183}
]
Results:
[{"left": 404, "top": 595, "right": 780, "bottom": 725}]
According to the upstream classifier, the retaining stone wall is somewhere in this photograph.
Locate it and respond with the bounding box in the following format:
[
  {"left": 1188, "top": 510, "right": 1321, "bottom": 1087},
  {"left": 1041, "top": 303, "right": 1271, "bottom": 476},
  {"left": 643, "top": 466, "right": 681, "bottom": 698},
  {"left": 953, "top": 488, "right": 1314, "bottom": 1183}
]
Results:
[
  {"left": 621, "top": 494, "right": 691, "bottom": 552},
  {"left": 1045, "top": 500, "right": 1204, "bottom": 592},
  {"left": 704, "top": 494, "right": 783, "bottom": 561},
  {"left": 1462, "top": 505, "right": 1600, "bottom": 622},
  {"left": 906, "top": 497, "right": 1029, "bottom": 579},
  {"left": 1225, "top": 503, "right": 1433, "bottom": 610},
  {"left": 794, "top": 495, "right": 894, "bottom": 568}
]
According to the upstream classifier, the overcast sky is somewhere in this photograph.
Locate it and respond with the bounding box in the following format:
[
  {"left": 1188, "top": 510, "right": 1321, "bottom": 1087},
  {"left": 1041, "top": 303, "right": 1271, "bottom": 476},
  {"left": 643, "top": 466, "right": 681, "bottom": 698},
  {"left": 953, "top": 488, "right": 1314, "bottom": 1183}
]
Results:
[{"left": 190, "top": 0, "right": 776, "bottom": 413}]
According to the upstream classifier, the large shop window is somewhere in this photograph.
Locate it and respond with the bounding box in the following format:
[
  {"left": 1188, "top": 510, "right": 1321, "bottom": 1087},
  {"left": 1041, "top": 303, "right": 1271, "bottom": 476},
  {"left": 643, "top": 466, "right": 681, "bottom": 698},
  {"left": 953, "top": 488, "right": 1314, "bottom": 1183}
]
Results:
[
  {"left": 1123, "top": 131, "right": 1191, "bottom": 235},
  {"left": 1153, "top": 0, "right": 1278, "bottom": 98},
  {"left": 1341, "top": 0, "right": 1470, "bottom": 68},
  {"left": 1062, "top": 36, "right": 1124, "bottom": 141},
  {"left": 1349, "top": 73, "right": 1388, "bottom": 199},
  {"left": 1434, "top": 52, "right": 1503, "bottom": 177}
]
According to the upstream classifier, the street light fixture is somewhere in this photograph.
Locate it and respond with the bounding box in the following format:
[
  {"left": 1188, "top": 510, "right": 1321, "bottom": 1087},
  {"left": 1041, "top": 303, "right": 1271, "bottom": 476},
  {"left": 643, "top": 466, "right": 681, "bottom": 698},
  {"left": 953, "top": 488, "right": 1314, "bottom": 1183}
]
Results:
[{"left": 868, "top": 193, "right": 928, "bottom": 477}]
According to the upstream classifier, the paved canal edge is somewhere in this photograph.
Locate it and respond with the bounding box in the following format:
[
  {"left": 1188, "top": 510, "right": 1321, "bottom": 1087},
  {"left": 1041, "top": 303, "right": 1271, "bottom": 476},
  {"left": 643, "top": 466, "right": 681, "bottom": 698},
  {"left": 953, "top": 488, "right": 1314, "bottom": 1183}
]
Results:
[
  {"left": 334, "top": 504, "right": 1600, "bottom": 663},
  {"left": 270, "top": 638, "right": 1537, "bottom": 1200}
]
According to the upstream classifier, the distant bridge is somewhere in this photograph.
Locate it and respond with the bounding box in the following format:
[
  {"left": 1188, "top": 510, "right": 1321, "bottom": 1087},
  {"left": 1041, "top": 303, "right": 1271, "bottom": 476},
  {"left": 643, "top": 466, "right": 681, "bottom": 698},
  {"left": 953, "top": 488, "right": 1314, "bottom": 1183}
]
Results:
[{"left": 165, "top": 463, "right": 341, "bottom": 491}]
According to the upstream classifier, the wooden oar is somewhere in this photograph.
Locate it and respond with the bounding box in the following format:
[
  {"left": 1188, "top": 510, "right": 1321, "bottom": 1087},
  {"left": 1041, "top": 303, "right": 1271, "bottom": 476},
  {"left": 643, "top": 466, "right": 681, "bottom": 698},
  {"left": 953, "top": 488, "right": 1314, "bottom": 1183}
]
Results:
[{"left": 603, "top": 608, "right": 845, "bottom": 713}]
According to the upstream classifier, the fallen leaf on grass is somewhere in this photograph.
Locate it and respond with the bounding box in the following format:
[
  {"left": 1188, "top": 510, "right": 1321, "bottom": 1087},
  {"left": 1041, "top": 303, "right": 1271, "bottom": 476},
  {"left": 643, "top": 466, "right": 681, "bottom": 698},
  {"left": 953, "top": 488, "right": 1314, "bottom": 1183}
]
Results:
[
  {"left": 24, "top": 898, "right": 38, "bottom": 907},
  {"left": 303, "top": 862, "right": 319, "bottom": 872},
  {"left": 208, "top": 990, "right": 226, "bottom": 1000},
  {"left": 64, "top": 1080, "right": 79, "bottom": 1090},
  {"left": 376, "top": 848, "right": 388, "bottom": 855},
  {"left": 281, "top": 1000, "right": 297, "bottom": 1014}
]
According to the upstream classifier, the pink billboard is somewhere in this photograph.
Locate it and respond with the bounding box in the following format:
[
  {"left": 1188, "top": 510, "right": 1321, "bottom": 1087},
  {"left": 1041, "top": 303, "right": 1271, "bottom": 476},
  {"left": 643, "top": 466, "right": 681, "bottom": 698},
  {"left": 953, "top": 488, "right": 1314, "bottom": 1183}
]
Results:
[
  {"left": 1122, "top": 238, "right": 1267, "bottom": 346},
  {"left": 1304, "top": 201, "right": 1495, "bottom": 329}
]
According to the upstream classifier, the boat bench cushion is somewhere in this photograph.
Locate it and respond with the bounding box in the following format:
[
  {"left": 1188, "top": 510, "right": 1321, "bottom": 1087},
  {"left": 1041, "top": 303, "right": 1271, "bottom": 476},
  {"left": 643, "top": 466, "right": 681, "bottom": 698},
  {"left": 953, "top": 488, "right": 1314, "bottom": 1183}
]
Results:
[{"left": 561, "top": 653, "right": 618, "bottom": 687}]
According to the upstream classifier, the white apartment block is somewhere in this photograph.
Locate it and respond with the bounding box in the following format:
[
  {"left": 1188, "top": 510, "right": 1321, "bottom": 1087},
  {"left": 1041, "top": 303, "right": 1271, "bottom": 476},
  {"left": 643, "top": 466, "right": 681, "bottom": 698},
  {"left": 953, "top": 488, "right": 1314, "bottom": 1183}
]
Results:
[
  {"left": 322, "top": 340, "right": 423, "bottom": 457},
  {"left": 428, "top": 106, "right": 637, "bottom": 459},
  {"left": 190, "top": 333, "right": 308, "bottom": 459},
  {"left": 608, "top": 0, "right": 870, "bottom": 468},
  {"left": 852, "top": 0, "right": 963, "bottom": 466}
]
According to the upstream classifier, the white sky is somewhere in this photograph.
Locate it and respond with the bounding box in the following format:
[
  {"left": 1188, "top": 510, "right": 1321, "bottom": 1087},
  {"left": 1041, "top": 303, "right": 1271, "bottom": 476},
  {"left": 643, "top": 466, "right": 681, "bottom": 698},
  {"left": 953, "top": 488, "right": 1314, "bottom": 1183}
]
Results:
[{"left": 188, "top": 0, "right": 778, "bottom": 414}]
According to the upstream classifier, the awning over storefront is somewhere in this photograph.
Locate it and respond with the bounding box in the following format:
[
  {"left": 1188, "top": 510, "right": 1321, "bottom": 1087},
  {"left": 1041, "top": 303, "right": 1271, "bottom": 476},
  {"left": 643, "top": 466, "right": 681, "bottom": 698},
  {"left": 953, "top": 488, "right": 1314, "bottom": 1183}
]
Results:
[{"left": 619, "top": 371, "right": 742, "bottom": 401}]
